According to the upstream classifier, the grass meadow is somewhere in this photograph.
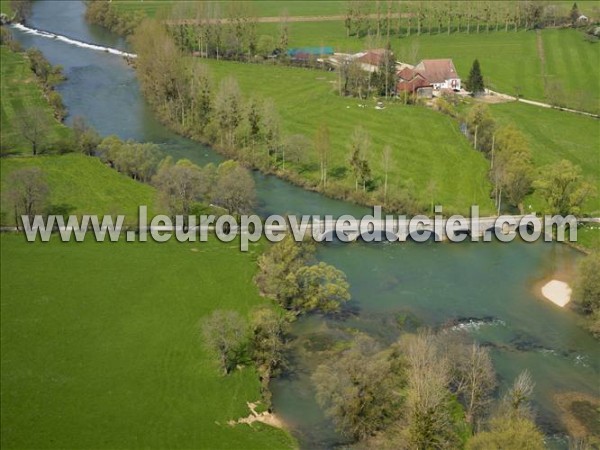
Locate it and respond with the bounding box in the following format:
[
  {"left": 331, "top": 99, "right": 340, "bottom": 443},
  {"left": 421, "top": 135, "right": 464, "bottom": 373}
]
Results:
[
  {"left": 0, "top": 46, "right": 71, "bottom": 153},
  {"left": 112, "top": 1, "right": 599, "bottom": 112},
  {"left": 0, "top": 235, "right": 296, "bottom": 449},
  {"left": 490, "top": 101, "right": 600, "bottom": 215},
  {"left": 0, "top": 154, "right": 157, "bottom": 224},
  {"left": 204, "top": 59, "right": 494, "bottom": 215},
  {"left": 255, "top": 24, "right": 599, "bottom": 113}
]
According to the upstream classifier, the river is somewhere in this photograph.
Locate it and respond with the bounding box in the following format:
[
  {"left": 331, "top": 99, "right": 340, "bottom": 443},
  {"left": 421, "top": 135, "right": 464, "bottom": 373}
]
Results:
[{"left": 9, "top": 2, "right": 598, "bottom": 449}]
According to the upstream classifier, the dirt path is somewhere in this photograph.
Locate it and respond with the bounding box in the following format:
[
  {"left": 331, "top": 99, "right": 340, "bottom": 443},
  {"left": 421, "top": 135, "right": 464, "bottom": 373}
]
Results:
[{"left": 166, "top": 12, "right": 410, "bottom": 25}]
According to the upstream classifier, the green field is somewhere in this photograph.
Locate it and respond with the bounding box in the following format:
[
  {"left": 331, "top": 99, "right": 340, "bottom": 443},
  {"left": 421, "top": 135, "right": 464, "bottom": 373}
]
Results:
[
  {"left": 112, "top": 0, "right": 349, "bottom": 18},
  {"left": 0, "top": 235, "right": 296, "bottom": 449},
  {"left": 490, "top": 101, "right": 600, "bottom": 215},
  {"left": 0, "top": 154, "right": 158, "bottom": 224},
  {"left": 203, "top": 59, "right": 494, "bottom": 215},
  {"left": 254, "top": 24, "right": 599, "bottom": 113},
  {"left": 0, "top": 0, "right": 12, "bottom": 17},
  {"left": 109, "top": 1, "right": 600, "bottom": 112},
  {"left": 0, "top": 46, "right": 71, "bottom": 153}
]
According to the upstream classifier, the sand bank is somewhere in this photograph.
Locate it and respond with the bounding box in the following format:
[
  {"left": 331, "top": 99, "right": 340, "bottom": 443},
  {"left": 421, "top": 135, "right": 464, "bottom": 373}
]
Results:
[{"left": 541, "top": 280, "right": 572, "bottom": 307}]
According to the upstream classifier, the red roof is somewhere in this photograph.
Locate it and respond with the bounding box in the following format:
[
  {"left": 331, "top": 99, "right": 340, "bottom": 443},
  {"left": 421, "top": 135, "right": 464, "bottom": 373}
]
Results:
[
  {"left": 413, "top": 59, "right": 458, "bottom": 84},
  {"left": 357, "top": 48, "right": 390, "bottom": 67}
]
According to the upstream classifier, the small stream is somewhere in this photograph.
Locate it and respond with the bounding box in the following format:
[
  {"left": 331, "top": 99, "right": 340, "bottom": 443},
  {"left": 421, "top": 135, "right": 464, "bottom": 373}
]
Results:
[{"left": 9, "top": 3, "right": 599, "bottom": 448}]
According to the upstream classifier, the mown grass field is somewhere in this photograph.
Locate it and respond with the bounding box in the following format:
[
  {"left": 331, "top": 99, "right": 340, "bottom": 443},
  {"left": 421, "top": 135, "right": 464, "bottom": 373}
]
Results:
[
  {"left": 0, "top": 154, "right": 157, "bottom": 224},
  {"left": 0, "top": 46, "right": 71, "bottom": 153},
  {"left": 0, "top": 235, "right": 296, "bottom": 449},
  {"left": 255, "top": 24, "right": 599, "bottom": 113},
  {"left": 112, "top": 0, "right": 349, "bottom": 18},
  {"left": 490, "top": 101, "right": 600, "bottom": 215},
  {"left": 203, "top": 59, "right": 494, "bottom": 215},
  {"left": 110, "top": 1, "right": 600, "bottom": 112}
]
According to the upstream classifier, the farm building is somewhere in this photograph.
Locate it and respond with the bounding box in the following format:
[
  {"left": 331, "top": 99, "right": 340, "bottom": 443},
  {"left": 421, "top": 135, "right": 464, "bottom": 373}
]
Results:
[
  {"left": 355, "top": 48, "right": 392, "bottom": 73},
  {"left": 397, "top": 58, "right": 461, "bottom": 96},
  {"left": 287, "top": 46, "right": 334, "bottom": 62}
]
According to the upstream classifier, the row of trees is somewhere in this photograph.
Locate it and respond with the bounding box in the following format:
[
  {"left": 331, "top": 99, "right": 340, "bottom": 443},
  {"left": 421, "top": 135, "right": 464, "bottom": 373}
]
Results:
[
  {"left": 131, "top": 19, "right": 426, "bottom": 214},
  {"left": 344, "top": 1, "right": 585, "bottom": 39},
  {"left": 97, "top": 134, "right": 257, "bottom": 217},
  {"left": 464, "top": 103, "right": 593, "bottom": 215},
  {"left": 313, "top": 329, "right": 545, "bottom": 448},
  {"left": 84, "top": 0, "right": 143, "bottom": 36}
]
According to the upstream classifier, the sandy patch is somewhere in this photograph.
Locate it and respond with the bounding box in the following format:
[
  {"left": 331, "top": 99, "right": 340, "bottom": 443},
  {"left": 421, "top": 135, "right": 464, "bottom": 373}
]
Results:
[
  {"left": 228, "top": 402, "right": 286, "bottom": 430},
  {"left": 541, "top": 280, "right": 572, "bottom": 307}
]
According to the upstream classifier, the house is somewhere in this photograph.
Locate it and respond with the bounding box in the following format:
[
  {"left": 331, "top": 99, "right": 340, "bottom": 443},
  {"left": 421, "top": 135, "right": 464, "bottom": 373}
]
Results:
[
  {"left": 396, "top": 67, "right": 431, "bottom": 96},
  {"left": 396, "top": 58, "right": 461, "bottom": 96},
  {"left": 355, "top": 48, "right": 391, "bottom": 73},
  {"left": 413, "top": 59, "right": 461, "bottom": 91}
]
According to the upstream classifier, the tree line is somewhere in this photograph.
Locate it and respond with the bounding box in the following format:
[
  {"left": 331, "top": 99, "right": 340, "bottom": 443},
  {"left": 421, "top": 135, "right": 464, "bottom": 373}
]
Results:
[
  {"left": 463, "top": 102, "right": 593, "bottom": 216},
  {"left": 344, "top": 0, "right": 589, "bottom": 40},
  {"left": 313, "top": 329, "right": 546, "bottom": 449},
  {"left": 0, "top": 38, "right": 67, "bottom": 156},
  {"left": 131, "top": 19, "right": 426, "bottom": 215}
]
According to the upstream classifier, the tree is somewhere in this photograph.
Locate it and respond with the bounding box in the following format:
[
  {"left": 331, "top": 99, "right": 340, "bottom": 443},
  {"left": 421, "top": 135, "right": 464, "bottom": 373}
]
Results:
[
  {"left": 468, "top": 370, "right": 544, "bottom": 449},
  {"left": 282, "top": 134, "right": 311, "bottom": 166},
  {"left": 465, "top": 59, "right": 485, "bottom": 95},
  {"left": 213, "top": 77, "right": 244, "bottom": 150},
  {"left": 4, "top": 167, "right": 49, "bottom": 227},
  {"left": 573, "top": 252, "right": 600, "bottom": 315},
  {"left": 255, "top": 235, "right": 316, "bottom": 301},
  {"left": 200, "top": 310, "right": 248, "bottom": 375},
  {"left": 398, "top": 331, "right": 458, "bottom": 449},
  {"left": 262, "top": 99, "right": 281, "bottom": 161},
  {"left": 72, "top": 116, "right": 101, "bottom": 156},
  {"left": 314, "top": 124, "right": 330, "bottom": 188},
  {"left": 534, "top": 160, "right": 593, "bottom": 215},
  {"left": 249, "top": 307, "right": 288, "bottom": 403},
  {"left": 212, "top": 160, "right": 256, "bottom": 214},
  {"left": 382, "top": 145, "right": 392, "bottom": 205},
  {"left": 312, "top": 335, "right": 405, "bottom": 441},
  {"left": 348, "top": 126, "right": 372, "bottom": 192},
  {"left": 465, "top": 104, "right": 496, "bottom": 153},
  {"left": 451, "top": 343, "right": 496, "bottom": 426},
  {"left": 467, "top": 416, "right": 545, "bottom": 450},
  {"left": 492, "top": 125, "right": 533, "bottom": 213},
  {"left": 289, "top": 262, "right": 351, "bottom": 313},
  {"left": 153, "top": 157, "right": 208, "bottom": 217},
  {"left": 570, "top": 2, "right": 580, "bottom": 25},
  {"left": 16, "top": 106, "right": 48, "bottom": 155},
  {"left": 501, "top": 370, "right": 535, "bottom": 420}
]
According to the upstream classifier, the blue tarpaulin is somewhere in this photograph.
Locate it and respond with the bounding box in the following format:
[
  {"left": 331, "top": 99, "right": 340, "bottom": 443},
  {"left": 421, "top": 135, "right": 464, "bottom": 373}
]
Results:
[{"left": 286, "top": 47, "right": 334, "bottom": 57}]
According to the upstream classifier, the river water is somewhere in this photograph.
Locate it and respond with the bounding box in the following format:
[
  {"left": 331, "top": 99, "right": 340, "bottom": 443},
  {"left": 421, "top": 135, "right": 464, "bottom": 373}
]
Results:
[{"left": 10, "top": 2, "right": 598, "bottom": 448}]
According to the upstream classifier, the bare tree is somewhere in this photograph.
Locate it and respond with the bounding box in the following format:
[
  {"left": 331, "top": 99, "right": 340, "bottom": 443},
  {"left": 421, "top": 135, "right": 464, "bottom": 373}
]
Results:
[
  {"left": 16, "top": 106, "right": 48, "bottom": 155},
  {"left": 452, "top": 342, "right": 496, "bottom": 427},
  {"left": 398, "top": 331, "right": 458, "bottom": 448},
  {"left": 501, "top": 370, "right": 535, "bottom": 420}
]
